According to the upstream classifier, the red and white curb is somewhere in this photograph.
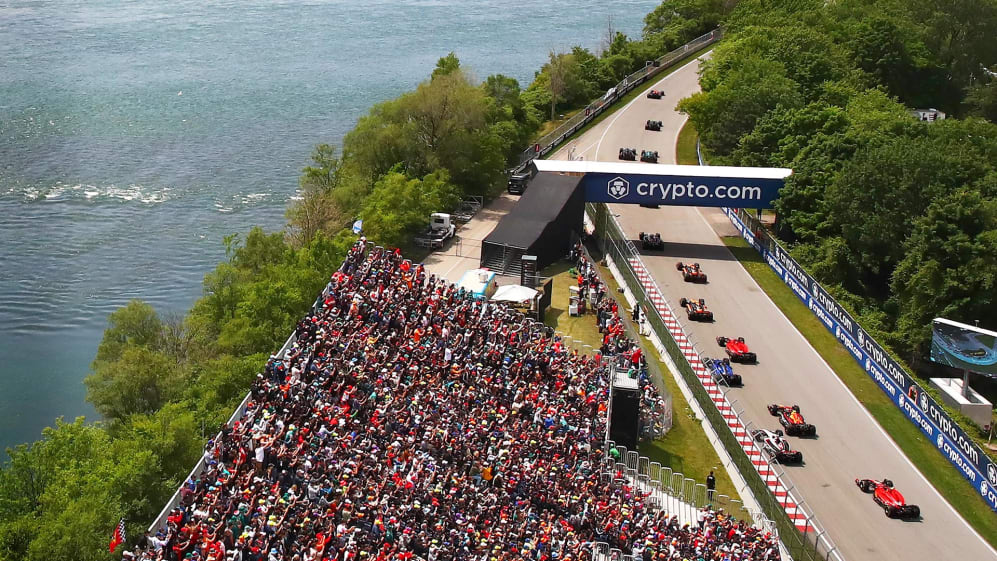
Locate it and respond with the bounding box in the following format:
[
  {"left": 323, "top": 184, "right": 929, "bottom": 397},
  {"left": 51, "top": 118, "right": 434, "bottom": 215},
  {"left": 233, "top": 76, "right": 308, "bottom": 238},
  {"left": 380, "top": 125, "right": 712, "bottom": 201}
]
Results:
[{"left": 629, "top": 258, "right": 811, "bottom": 532}]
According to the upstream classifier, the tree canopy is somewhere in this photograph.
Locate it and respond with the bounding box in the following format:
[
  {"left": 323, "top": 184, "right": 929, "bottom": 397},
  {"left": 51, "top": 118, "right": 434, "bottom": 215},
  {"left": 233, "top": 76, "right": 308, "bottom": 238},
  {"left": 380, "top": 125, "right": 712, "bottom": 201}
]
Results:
[{"left": 680, "top": 0, "right": 997, "bottom": 370}]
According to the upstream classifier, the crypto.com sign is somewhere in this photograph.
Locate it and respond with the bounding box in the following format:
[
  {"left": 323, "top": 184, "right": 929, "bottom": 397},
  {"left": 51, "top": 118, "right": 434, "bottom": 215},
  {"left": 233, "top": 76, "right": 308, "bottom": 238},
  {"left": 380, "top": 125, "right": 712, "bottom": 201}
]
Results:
[{"left": 532, "top": 160, "right": 791, "bottom": 208}]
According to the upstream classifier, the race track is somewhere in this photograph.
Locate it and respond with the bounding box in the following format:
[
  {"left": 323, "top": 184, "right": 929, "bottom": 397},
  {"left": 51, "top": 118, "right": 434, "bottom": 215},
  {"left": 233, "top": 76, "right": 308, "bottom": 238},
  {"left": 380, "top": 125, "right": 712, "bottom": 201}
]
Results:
[{"left": 552, "top": 55, "right": 997, "bottom": 561}]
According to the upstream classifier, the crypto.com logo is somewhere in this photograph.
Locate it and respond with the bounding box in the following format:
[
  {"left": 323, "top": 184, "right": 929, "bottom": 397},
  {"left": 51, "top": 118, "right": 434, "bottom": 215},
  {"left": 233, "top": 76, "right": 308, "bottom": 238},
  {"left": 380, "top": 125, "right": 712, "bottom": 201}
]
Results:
[{"left": 608, "top": 176, "right": 630, "bottom": 200}]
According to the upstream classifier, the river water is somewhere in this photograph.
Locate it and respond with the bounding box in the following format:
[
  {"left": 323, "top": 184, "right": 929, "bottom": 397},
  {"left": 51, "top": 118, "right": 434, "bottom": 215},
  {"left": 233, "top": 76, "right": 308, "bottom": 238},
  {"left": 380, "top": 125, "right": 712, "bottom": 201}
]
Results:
[{"left": 0, "top": 0, "right": 658, "bottom": 452}]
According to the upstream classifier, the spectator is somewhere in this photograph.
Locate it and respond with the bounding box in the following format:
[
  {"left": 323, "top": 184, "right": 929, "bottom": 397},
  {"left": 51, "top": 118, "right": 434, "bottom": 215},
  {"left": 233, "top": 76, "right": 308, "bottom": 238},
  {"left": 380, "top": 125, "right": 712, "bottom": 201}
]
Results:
[{"left": 138, "top": 240, "right": 779, "bottom": 561}]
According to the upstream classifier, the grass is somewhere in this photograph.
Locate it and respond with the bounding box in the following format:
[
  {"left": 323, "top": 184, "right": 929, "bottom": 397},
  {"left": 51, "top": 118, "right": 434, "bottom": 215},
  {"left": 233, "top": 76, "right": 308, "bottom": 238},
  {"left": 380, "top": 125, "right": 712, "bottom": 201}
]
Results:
[
  {"left": 536, "top": 108, "right": 584, "bottom": 138},
  {"left": 541, "top": 261, "right": 742, "bottom": 504},
  {"left": 551, "top": 45, "right": 715, "bottom": 150},
  {"left": 675, "top": 120, "right": 699, "bottom": 165},
  {"left": 722, "top": 235, "right": 997, "bottom": 548}
]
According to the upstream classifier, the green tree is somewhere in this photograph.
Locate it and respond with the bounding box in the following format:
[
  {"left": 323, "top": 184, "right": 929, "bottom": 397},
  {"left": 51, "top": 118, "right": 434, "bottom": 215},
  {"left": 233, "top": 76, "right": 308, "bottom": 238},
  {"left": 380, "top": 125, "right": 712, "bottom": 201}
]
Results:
[
  {"left": 85, "top": 346, "right": 181, "bottom": 420},
  {"left": 432, "top": 52, "right": 461, "bottom": 80},
  {"left": 546, "top": 50, "right": 569, "bottom": 121},
  {"left": 93, "top": 300, "right": 162, "bottom": 364},
  {"left": 966, "top": 80, "right": 997, "bottom": 122},
  {"left": 892, "top": 188, "right": 997, "bottom": 354},
  {"left": 286, "top": 144, "right": 346, "bottom": 245},
  {"left": 359, "top": 170, "right": 460, "bottom": 248},
  {"left": 679, "top": 56, "right": 803, "bottom": 156}
]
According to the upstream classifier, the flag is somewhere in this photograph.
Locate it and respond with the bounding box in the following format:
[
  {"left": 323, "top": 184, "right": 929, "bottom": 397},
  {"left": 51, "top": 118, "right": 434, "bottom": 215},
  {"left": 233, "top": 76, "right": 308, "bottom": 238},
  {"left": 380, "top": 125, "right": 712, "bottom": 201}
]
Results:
[{"left": 109, "top": 518, "right": 126, "bottom": 553}]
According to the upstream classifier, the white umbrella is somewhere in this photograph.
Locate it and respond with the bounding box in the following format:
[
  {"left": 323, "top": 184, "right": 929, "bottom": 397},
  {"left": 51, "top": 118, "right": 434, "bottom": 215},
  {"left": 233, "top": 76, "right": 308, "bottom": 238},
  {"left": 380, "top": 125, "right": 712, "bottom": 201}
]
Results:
[{"left": 492, "top": 284, "right": 538, "bottom": 303}]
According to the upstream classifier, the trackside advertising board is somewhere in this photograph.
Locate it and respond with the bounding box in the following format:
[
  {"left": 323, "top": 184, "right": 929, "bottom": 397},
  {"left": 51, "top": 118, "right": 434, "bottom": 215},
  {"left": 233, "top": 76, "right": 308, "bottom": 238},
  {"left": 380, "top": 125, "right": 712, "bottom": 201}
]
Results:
[{"left": 723, "top": 208, "right": 997, "bottom": 512}]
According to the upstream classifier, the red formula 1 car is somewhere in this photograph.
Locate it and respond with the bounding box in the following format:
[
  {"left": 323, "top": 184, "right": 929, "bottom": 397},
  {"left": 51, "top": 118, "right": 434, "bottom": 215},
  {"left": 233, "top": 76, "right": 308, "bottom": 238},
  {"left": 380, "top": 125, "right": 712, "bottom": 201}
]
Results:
[
  {"left": 855, "top": 478, "right": 921, "bottom": 519},
  {"left": 679, "top": 297, "right": 713, "bottom": 322},
  {"left": 716, "top": 336, "right": 756, "bottom": 363},
  {"left": 767, "top": 404, "right": 817, "bottom": 436},
  {"left": 646, "top": 89, "right": 663, "bottom": 99},
  {"left": 675, "top": 262, "right": 708, "bottom": 283}
]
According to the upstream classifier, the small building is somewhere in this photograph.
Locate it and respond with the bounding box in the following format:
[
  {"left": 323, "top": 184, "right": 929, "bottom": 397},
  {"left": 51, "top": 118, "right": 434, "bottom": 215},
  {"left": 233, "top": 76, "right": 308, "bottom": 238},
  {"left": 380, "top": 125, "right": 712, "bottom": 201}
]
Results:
[{"left": 912, "top": 108, "right": 946, "bottom": 122}]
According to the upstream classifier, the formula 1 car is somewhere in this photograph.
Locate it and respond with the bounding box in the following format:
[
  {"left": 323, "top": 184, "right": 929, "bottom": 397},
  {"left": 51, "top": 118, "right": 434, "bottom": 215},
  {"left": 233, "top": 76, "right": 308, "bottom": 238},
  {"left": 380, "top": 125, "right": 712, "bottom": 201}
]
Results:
[
  {"left": 646, "top": 89, "right": 663, "bottom": 99},
  {"left": 704, "top": 357, "right": 742, "bottom": 386},
  {"left": 638, "top": 232, "right": 663, "bottom": 250},
  {"left": 640, "top": 149, "right": 659, "bottom": 163},
  {"left": 645, "top": 120, "right": 662, "bottom": 131},
  {"left": 855, "top": 478, "right": 920, "bottom": 519},
  {"left": 675, "top": 262, "right": 708, "bottom": 283},
  {"left": 716, "top": 336, "right": 756, "bottom": 363},
  {"left": 679, "top": 297, "right": 714, "bottom": 322},
  {"left": 751, "top": 429, "right": 803, "bottom": 464},
  {"left": 767, "top": 404, "right": 817, "bottom": 437},
  {"left": 619, "top": 147, "right": 637, "bottom": 161}
]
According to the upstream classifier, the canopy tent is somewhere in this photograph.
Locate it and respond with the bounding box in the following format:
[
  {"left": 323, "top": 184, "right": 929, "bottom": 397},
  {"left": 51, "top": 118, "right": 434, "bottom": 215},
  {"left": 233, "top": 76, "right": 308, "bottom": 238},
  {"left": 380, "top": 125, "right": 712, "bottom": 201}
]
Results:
[{"left": 492, "top": 284, "right": 538, "bottom": 303}]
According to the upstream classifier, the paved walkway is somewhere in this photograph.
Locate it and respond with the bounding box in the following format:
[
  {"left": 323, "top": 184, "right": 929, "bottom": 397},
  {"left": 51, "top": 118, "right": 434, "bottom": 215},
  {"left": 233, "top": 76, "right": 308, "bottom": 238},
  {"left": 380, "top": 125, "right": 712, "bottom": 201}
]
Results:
[{"left": 421, "top": 193, "right": 519, "bottom": 283}]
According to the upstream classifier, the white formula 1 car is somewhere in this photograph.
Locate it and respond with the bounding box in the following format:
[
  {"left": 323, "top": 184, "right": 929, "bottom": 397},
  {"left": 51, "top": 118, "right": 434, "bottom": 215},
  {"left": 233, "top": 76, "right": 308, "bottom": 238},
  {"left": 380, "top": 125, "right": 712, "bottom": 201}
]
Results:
[{"left": 751, "top": 429, "right": 803, "bottom": 464}]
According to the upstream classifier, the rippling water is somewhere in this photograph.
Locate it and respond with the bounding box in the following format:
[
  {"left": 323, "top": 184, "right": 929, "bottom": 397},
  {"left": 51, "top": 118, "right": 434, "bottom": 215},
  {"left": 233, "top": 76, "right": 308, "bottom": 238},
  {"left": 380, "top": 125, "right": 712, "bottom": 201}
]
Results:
[{"left": 0, "top": 0, "right": 658, "bottom": 452}]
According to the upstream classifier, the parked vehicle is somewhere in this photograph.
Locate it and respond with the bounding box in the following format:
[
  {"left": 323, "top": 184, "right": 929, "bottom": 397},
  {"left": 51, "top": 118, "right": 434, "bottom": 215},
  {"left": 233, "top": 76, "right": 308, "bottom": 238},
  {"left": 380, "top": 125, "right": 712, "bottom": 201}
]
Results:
[{"left": 414, "top": 213, "right": 456, "bottom": 249}]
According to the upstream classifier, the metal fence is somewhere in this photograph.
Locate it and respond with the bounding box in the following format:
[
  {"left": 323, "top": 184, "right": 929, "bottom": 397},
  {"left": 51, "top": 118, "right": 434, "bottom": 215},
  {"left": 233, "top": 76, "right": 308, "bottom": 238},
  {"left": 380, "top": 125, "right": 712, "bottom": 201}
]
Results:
[
  {"left": 514, "top": 29, "right": 722, "bottom": 170},
  {"left": 144, "top": 268, "right": 345, "bottom": 535},
  {"left": 146, "top": 330, "right": 297, "bottom": 533},
  {"left": 583, "top": 440, "right": 775, "bottom": 561},
  {"left": 587, "top": 202, "right": 844, "bottom": 561}
]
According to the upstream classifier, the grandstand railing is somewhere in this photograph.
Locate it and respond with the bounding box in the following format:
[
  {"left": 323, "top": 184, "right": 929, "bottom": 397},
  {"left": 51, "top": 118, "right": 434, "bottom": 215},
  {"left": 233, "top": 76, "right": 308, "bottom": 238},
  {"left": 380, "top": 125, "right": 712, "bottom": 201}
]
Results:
[
  {"left": 587, "top": 203, "right": 843, "bottom": 561},
  {"left": 513, "top": 29, "right": 722, "bottom": 171},
  {"left": 584, "top": 440, "right": 774, "bottom": 561},
  {"left": 146, "top": 293, "right": 314, "bottom": 533}
]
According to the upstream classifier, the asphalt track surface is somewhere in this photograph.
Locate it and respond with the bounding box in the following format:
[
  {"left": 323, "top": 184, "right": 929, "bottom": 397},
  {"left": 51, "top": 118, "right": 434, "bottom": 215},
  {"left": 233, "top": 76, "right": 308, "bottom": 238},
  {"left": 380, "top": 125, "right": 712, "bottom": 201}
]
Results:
[{"left": 551, "top": 56, "right": 997, "bottom": 561}]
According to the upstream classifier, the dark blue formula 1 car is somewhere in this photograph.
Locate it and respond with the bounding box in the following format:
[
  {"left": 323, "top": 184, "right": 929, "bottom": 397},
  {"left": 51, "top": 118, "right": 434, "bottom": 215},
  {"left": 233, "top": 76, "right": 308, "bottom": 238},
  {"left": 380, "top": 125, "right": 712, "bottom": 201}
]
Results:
[{"left": 704, "top": 357, "right": 742, "bottom": 386}]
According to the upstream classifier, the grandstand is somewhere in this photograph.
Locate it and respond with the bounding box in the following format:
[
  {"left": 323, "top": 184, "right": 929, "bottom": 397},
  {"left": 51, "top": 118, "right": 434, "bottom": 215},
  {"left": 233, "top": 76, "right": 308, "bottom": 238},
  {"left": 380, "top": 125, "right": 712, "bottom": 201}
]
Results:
[{"left": 138, "top": 240, "right": 780, "bottom": 561}]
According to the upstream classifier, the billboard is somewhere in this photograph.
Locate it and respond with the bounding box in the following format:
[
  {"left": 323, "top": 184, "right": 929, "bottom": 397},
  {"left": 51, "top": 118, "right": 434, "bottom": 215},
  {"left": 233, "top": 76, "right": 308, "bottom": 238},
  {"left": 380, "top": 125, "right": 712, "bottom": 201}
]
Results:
[
  {"left": 530, "top": 160, "right": 790, "bottom": 209},
  {"left": 582, "top": 173, "right": 783, "bottom": 208},
  {"left": 931, "top": 318, "right": 997, "bottom": 378},
  {"left": 722, "top": 207, "right": 997, "bottom": 512}
]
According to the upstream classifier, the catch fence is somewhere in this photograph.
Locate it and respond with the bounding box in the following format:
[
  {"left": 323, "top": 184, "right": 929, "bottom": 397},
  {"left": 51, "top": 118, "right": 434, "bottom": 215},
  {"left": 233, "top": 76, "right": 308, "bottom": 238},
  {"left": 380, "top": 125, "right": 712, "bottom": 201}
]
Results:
[{"left": 587, "top": 202, "right": 844, "bottom": 561}]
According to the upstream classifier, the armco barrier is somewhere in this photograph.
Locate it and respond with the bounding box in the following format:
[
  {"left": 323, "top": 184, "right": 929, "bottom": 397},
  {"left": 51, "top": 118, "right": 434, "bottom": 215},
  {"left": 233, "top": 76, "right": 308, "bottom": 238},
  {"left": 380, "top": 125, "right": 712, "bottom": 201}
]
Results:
[
  {"left": 721, "top": 207, "right": 997, "bottom": 512},
  {"left": 513, "top": 29, "right": 721, "bottom": 171},
  {"left": 588, "top": 202, "right": 842, "bottom": 561}
]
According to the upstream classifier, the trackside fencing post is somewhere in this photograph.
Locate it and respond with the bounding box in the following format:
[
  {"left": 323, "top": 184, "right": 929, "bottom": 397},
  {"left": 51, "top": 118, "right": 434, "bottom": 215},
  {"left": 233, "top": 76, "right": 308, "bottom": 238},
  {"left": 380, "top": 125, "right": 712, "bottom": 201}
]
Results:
[{"left": 587, "top": 202, "right": 844, "bottom": 561}]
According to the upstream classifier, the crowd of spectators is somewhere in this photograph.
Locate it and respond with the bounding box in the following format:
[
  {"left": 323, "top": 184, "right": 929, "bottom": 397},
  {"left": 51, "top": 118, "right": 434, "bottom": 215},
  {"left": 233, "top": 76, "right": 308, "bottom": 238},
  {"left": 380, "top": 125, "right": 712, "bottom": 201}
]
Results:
[
  {"left": 134, "top": 240, "right": 780, "bottom": 561},
  {"left": 569, "top": 243, "right": 667, "bottom": 442}
]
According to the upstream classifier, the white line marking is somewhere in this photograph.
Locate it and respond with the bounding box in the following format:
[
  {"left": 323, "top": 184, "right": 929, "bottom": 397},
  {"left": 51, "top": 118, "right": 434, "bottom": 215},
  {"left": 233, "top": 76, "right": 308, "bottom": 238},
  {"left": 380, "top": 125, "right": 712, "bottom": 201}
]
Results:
[
  {"left": 692, "top": 207, "right": 997, "bottom": 556},
  {"left": 594, "top": 56, "right": 706, "bottom": 159}
]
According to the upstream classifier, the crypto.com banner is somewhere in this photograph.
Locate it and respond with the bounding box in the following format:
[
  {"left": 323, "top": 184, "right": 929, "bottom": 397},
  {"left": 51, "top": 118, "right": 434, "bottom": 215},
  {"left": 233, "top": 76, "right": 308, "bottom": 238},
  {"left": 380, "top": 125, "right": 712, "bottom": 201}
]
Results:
[
  {"left": 724, "top": 208, "right": 997, "bottom": 512},
  {"left": 582, "top": 172, "right": 783, "bottom": 208}
]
